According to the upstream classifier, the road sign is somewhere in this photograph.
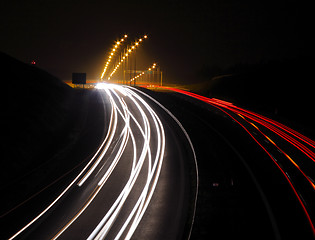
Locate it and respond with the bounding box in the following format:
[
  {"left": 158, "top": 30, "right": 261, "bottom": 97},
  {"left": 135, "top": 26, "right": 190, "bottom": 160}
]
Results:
[{"left": 72, "top": 73, "right": 86, "bottom": 84}]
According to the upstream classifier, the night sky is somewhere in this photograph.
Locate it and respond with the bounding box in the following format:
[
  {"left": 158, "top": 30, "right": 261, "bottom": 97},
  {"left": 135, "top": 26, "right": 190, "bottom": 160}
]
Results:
[{"left": 1, "top": 0, "right": 313, "bottom": 84}]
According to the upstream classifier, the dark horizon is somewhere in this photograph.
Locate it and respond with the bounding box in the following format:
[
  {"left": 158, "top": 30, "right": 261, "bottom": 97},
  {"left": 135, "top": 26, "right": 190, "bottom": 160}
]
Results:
[{"left": 1, "top": 1, "right": 313, "bottom": 83}]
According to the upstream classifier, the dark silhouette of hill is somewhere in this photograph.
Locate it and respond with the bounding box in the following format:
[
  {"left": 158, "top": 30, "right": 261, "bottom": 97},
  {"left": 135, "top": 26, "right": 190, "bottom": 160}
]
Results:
[
  {"left": 0, "top": 53, "right": 108, "bottom": 234},
  {"left": 206, "top": 56, "right": 315, "bottom": 138},
  {"left": 1, "top": 52, "right": 73, "bottom": 185}
]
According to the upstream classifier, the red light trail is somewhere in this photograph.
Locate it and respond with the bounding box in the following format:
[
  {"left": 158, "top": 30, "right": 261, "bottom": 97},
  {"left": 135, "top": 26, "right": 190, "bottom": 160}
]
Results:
[{"left": 155, "top": 86, "right": 315, "bottom": 236}]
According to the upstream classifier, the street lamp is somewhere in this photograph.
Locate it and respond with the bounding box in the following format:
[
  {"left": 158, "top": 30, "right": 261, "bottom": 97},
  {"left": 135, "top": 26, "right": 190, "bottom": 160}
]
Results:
[
  {"left": 100, "top": 34, "right": 128, "bottom": 80},
  {"left": 108, "top": 34, "right": 148, "bottom": 82}
]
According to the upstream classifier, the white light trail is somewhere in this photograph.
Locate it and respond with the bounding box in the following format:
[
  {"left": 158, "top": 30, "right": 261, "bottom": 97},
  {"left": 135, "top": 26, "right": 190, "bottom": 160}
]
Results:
[
  {"left": 9, "top": 90, "right": 114, "bottom": 240},
  {"left": 10, "top": 83, "right": 166, "bottom": 240},
  {"left": 86, "top": 84, "right": 165, "bottom": 240}
]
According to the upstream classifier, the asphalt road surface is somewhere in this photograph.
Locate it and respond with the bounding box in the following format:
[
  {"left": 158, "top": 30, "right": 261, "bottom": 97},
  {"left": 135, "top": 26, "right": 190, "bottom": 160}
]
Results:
[
  {"left": 143, "top": 86, "right": 315, "bottom": 240},
  {"left": 6, "top": 84, "right": 197, "bottom": 240},
  {"left": 4, "top": 84, "right": 315, "bottom": 240}
]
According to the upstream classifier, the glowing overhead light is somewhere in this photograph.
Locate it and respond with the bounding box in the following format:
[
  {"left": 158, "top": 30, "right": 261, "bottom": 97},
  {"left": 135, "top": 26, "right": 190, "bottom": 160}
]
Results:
[
  {"left": 128, "top": 62, "right": 158, "bottom": 83},
  {"left": 107, "top": 34, "right": 148, "bottom": 81},
  {"left": 100, "top": 34, "right": 128, "bottom": 80}
]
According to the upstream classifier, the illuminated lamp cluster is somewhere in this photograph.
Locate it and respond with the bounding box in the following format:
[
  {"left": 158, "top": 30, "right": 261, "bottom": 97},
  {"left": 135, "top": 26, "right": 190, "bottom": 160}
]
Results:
[
  {"left": 108, "top": 35, "right": 148, "bottom": 80},
  {"left": 101, "top": 34, "right": 128, "bottom": 80},
  {"left": 130, "top": 63, "right": 156, "bottom": 82}
]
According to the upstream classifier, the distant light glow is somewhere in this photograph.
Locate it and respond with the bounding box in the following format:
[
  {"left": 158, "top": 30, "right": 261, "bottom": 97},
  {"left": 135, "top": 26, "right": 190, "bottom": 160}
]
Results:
[
  {"left": 95, "top": 83, "right": 108, "bottom": 89},
  {"left": 130, "top": 63, "right": 158, "bottom": 82},
  {"left": 107, "top": 35, "right": 148, "bottom": 80},
  {"left": 101, "top": 34, "right": 128, "bottom": 80}
]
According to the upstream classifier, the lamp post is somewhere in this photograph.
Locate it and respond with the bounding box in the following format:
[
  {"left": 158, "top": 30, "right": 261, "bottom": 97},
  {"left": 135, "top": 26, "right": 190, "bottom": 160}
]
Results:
[
  {"left": 105, "top": 34, "right": 147, "bottom": 84},
  {"left": 134, "top": 48, "right": 137, "bottom": 86},
  {"left": 160, "top": 71, "right": 163, "bottom": 86}
]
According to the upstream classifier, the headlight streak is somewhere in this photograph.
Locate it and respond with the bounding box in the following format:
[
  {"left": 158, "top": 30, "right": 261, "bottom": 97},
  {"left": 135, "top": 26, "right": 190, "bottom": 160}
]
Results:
[
  {"left": 123, "top": 88, "right": 164, "bottom": 240},
  {"left": 60, "top": 83, "right": 164, "bottom": 239},
  {"left": 86, "top": 91, "right": 143, "bottom": 239},
  {"left": 77, "top": 88, "right": 117, "bottom": 187},
  {"left": 56, "top": 83, "right": 162, "bottom": 240},
  {"left": 54, "top": 84, "right": 155, "bottom": 240},
  {"left": 128, "top": 86, "right": 199, "bottom": 240},
  {"left": 52, "top": 86, "right": 136, "bottom": 240},
  {"left": 96, "top": 97, "right": 131, "bottom": 187},
  {"left": 9, "top": 91, "right": 115, "bottom": 240},
  {"left": 159, "top": 86, "right": 315, "bottom": 236},
  {"left": 87, "top": 85, "right": 165, "bottom": 240},
  {"left": 51, "top": 87, "right": 132, "bottom": 240},
  {"left": 9, "top": 84, "right": 166, "bottom": 240}
]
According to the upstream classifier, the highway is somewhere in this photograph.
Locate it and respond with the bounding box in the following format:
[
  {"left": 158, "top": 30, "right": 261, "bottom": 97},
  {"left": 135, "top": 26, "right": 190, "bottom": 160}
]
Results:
[
  {"left": 4, "top": 84, "right": 315, "bottom": 240},
  {"left": 145, "top": 86, "right": 315, "bottom": 239},
  {"left": 6, "top": 84, "right": 197, "bottom": 240}
]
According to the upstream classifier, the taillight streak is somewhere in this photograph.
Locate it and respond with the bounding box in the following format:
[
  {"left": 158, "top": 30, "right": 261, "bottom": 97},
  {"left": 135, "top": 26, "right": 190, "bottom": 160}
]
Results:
[{"left": 159, "top": 86, "right": 315, "bottom": 236}]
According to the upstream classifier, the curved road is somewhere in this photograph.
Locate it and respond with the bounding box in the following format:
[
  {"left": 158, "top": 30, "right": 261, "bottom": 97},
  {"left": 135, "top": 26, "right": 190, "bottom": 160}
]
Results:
[
  {"left": 8, "top": 84, "right": 197, "bottom": 240},
  {"left": 148, "top": 86, "right": 315, "bottom": 239}
]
